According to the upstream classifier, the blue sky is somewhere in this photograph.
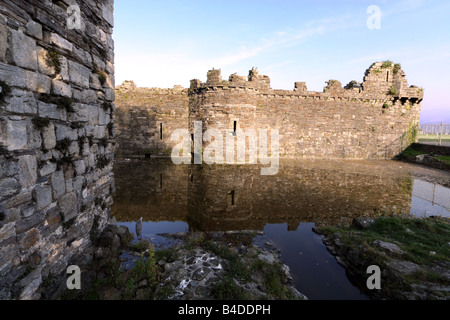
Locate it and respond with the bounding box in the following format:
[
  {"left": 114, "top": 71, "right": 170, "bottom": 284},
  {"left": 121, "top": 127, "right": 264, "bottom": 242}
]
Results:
[{"left": 114, "top": 0, "right": 450, "bottom": 124}]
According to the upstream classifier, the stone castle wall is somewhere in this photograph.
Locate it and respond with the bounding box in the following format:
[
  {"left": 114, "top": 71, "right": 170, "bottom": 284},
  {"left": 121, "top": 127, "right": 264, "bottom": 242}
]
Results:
[
  {"left": 116, "top": 62, "right": 423, "bottom": 160},
  {"left": 0, "top": 0, "right": 115, "bottom": 299},
  {"left": 114, "top": 81, "right": 188, "bottom": 156}
]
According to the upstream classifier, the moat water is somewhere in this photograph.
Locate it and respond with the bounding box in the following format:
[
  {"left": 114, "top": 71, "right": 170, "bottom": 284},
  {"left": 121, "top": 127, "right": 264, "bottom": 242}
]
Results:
[{"left": 111, "top": 158, "right": 450, "bottom": 300}]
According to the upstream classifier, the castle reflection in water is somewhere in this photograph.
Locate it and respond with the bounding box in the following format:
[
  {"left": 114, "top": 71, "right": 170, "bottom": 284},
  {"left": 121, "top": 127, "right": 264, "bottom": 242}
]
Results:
[{"left": 111, "top": 158, "right": 449, "bottom": 231}]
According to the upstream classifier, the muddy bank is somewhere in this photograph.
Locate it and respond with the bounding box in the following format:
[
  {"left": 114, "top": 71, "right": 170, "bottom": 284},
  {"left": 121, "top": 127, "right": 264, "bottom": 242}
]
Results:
[{"left": 314, "top": 216, "right": 450, "bottom": 300}]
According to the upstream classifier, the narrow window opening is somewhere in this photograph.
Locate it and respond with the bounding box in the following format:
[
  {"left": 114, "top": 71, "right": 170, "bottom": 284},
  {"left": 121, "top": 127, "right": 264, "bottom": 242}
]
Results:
[
  {"left": 386, "top": 71, "right": 390, "bottom": 82},
  {"left": 160, "top": 123, "right": 163, "bottom": 140},
  {"left": 160, "top": 173, "right": 163, "bottom": 189},
  {"left": 233, "top": 121, "right": 237, "bottom": 136},
  {"left": 190, "top": 174, "right": 194, "bottom": 182},
  {"left": 231, "top": 190, "right": 235, "bottom": 206}
]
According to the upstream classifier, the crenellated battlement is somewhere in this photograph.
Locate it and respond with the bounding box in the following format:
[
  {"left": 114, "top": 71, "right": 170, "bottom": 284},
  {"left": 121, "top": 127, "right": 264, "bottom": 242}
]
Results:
[
  {"left": 189, "top": 62, "right": 424, "bottom": 103},
  {"left": 116, "top": 61, "right": 423, "bottom": 160}
]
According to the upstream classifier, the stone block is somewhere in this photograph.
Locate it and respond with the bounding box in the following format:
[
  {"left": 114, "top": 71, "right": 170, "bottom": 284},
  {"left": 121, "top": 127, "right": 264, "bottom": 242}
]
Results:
[
  {"left": 38, "top": 101, "right": 67, "bottom": 121},
  {"left": 0, "top": 24, "right": 8, "bottom": 63},
  {"left": 19, "top": 228, "right": 39, "bottom": 250},
  {"left": 28, "top": 122, "right": 42, "bottom": 149},
  {"left": 33, "top": 184, "right": 52, "bottom": 211},
  {"left": 15, "top": 209, "right": 46, "bottom": 234},
  {"left": 0, "top": 222, "right": 15, "bottom": 241},
  {"left": 17, "top": 155, "right": 37, "bottom": 189},
  {"left": 0, "top": 158, "right": 18, "bottom": 178},
  {"left": 8, "top": 29, "right": 37, "bottom": 70},
  {"left": 5, "top": 89, "right": 38, "bottom": 114},
  {"left": 54, "top": 123, "right": 77, "bottom": 141},
  {"left": 21, "top": 204, "right": 35, "bottom": 218},
  {"left": 25, "top": 70, "right": 51, "bottom": 94},
  {"left": 72, "top": 46, "right": 92, "bottom": 68},
  {"left": 0, "top": 62, "right": 26, "bottom": 88},
  {"left": 372, "top": 240, "right": 404, "bottom": 255},
  {"left": 51, "top": 79, "right": 72, "bottom": 97},
  {"left": 39, "top": 161, "right": 57, "bottom": 177},
  {"left": 72, "top": 89, "right": 97, "bottom": 104},
  {"left": 105, "top": 88, "right": 115, "bottom": 101},
  {"left": 18, "top": 269, "right": 42, "bottom": 300},
  {"left": 68, "top": 103, "right": 89, "bottom": 122},
  {"left": 92, "top": 54, "right": 105, "bottom": 71},
  {"left": 98, "top": 108, "right": 108, "bottom": 125},
  {"left": 68, "top": 141, "right": 80, "bottom": 157},
  {"left": 2, "top": 191, "right": 32, "bottom": 210},
  {"left": 74, "top": 160, "right": 86, "bottom": 176},
  {"left": 25, "top": 20, "right": 43, "bottom": 40},
  {"left": 94, "top": 126, "right": 106, "bottom": 139},
  {"left": 50, "top": 170, "right": 66, "bottom": 199},
  {"left": 45, "top": 205, "right": 61, "bottom": 229},
  {"left": 106, "top": 61, "right": 114, "bottom": 75},
  {"left": 58, "top": 192, "right": 77, "bottom": 221},
  {"left": 42, "top": 122, "right": 56, "bottom": 150},
  {"left": 85, "top": 105, "right": 99, "bottom": 126},
  {"left": 68, "top": 60, "right": 90, "bottom": 88},
  {"left": 0, "top": 118, "right": 28, "bottom": 151},
  {"left": 49, "top": 33, "right": 73, "bottom": 52}
]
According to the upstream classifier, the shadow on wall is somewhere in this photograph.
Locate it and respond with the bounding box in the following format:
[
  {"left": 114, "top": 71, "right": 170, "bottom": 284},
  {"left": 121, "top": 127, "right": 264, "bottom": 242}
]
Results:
[{"left": 114, "top": 107, "right": 162, "bottom": 157}]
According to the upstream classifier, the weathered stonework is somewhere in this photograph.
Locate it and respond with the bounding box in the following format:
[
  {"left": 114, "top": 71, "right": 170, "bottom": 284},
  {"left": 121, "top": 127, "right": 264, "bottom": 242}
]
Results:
[
  {"left": 116, "top": 63, "right": 423, "bottom": 160},
  {"left": 0, "top": 0, "right": 115, "bottom": 300},
  {"left": 115, "top": 81, "right": 189, "bottom": 156}
]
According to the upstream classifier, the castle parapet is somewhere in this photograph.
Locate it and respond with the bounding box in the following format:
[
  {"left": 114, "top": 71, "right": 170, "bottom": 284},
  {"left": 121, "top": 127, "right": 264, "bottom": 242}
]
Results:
[
  {"left": 206, "top": 69, "right": 222, "bottom": 86},
  {"left": 192, "top": 68, "right": 272, "bottom": 91},
  {"left": 294, "top": 82, "right": 307, "bottom": 92},
  {"left": 248, "top": 67, "right": 271, "bottom": 90}
]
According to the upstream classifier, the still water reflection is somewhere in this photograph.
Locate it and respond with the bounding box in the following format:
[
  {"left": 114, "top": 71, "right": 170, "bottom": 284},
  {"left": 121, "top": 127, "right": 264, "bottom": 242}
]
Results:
[{"left": 111, "top": 158, "right": 450, "bottom": 300}]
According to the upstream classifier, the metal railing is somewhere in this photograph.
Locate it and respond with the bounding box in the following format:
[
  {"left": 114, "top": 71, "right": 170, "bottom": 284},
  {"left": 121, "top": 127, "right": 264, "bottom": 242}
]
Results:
[
  {"left": 419, "top": 123, "right": 450, "bottom": 146},
  {"left": 419, "top": 123, "right": 450, "bottom": 135}
]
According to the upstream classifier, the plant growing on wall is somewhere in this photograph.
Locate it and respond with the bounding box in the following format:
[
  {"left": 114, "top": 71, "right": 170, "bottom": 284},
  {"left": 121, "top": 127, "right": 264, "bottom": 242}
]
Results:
[
  {"left": 0, "top": 80, "right": 11, "bottom": 101},
  {"left": 344, "top": 81, "right": 359, "bottom": 89},
  {"left": 102, "top": 101, "right": 112, "bottom": 112},
  {"left": 47, "top": 47, "right": 62, "bottom": 74},
  {"left": 97, "top": 70, "right": 107, "bottom": 86},
  {"left": 93, "top": 63, "right": 108, "bottom": 86},
  {"left": 55, "top": 97, "right": 75, "bottom": 113},
  {"left": 405, "top": 122, "right": 419, "bottom": 145},
  {"left": 96, "top": 154, "right": 110, "bottom": 169},
  {"left": 388, "top": 86, "right": 398, "bottom": 95},
  {"left": 107, "top": 122, "right": 114, "bottom": 136},
  {"left": 381, "top": 60, "right": 393, "bottom": 68},
  {"left": 372, "top": 69, "right": 383, "bottom": 75},
  {"left": 32, "top": 117, "right": 50, "bottom": 130}
]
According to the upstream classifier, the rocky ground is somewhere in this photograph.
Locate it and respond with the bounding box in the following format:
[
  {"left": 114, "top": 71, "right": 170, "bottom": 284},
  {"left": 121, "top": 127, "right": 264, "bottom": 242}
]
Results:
[
  {"left": 314, "top": 216, "right": 450, "bottom": 300},
  {"left": 56, "top": 226, "right": 307, "bottom": 300}
]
